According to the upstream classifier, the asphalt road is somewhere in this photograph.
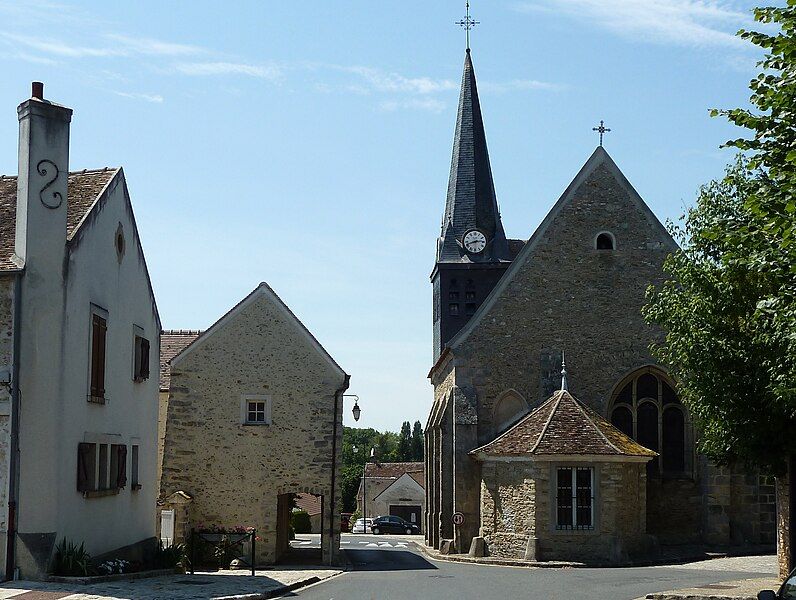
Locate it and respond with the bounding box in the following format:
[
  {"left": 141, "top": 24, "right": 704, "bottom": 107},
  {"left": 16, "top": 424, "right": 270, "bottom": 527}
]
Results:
[{"left": 292, "top": 535, "right": 775, "bottom": 600}]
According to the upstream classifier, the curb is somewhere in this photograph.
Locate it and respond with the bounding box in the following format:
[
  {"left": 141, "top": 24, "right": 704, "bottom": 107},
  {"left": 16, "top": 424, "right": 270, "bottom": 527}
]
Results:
[
  {"left": 216, "top": 575, "right": 325, "bottom": 600},
  {"left": 413, "top": 542, "right": 775, "bottom": 570}
]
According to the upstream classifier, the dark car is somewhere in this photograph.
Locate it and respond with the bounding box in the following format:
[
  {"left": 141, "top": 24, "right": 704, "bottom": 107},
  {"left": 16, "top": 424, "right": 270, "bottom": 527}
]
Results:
[
  {"left": 758, "top": 568, "right": 796, "bottom": 600},
  {"left": 370, "top": 515, "right": 420, "bottom": 535}
]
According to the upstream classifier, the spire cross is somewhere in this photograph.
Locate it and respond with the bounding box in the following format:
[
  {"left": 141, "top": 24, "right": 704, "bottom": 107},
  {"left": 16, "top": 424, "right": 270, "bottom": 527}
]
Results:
[
  {"left": 456, "top": 1, "right": 479, "bottom": 51},
  {"left": 593, "top": 120, "right": 611, "bottom": 147}
]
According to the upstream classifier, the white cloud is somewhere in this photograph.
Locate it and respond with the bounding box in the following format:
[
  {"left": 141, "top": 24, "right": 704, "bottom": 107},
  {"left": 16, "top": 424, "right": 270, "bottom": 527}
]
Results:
[
  {"left": 342, "top": 66, "right": 458, "bottom": 95},
  {"left": 174, "top": 61, "right": 283, "bottom": 81},
  {"left": 480, "top": 79, "right": 564, "bottom": 93},
  {"left": 511, "top": 0, "right": 752, "bottom": 47},
  {"left": 379, "top": 98, "right": 447, "bottom": 113},
  {"left": 104, "top": 33, "right": 202, "bottom": 56},
  {"left": 113, "top": 91, "right": 164, "bottom": 103},
  {"left": 1, "top": 31, "right": 204, "bottom": 58},
  {"left": 0, "top": 32, "right": 123, "bottom": 57}
]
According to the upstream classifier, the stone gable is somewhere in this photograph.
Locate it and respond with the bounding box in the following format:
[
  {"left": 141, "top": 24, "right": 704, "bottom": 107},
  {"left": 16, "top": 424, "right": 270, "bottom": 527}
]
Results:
[
  {"left": 447, "top": 152, "right": 675, "bottom": 439},
  {"left": 159, "top": 285, "right": 347, "bottom": 565}
]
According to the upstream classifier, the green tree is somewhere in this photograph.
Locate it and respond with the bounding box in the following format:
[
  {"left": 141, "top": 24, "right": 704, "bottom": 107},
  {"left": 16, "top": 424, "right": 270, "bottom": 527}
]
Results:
[
  {"left": 411, "top": 421, "right": 424, "bottom": 461},
  {"left": 398, "top": 421, "right": 412, "bottom": 461},
  {"left": 645, "top": 4, "right": 796, "bottom": 575}
]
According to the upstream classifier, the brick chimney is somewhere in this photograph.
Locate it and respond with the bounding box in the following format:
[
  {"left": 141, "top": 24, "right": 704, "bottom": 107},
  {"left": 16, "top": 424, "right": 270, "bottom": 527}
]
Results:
[{"left": 14, "top": 81, "right": 72, "bottom": 272}]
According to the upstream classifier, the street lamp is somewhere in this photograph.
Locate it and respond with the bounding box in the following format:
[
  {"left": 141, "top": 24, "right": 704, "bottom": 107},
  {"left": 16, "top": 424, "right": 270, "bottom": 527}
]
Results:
[{"left": 345, "top": 394, "right": 361, "bottom": 422}]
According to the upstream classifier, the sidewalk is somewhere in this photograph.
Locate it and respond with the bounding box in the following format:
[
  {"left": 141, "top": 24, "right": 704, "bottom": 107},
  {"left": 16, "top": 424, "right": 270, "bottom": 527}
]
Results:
[
  {"left": 0, "top": 566, "right": 342, "bottom": 600},
  {"left": 641, "top": 576, "right": 779, "bottom": 600}
]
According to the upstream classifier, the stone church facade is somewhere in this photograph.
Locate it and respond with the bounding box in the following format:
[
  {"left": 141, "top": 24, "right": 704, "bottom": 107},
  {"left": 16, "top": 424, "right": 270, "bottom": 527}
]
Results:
[{"left": 425, "top": 50, "right": 776, "bottom": 561}]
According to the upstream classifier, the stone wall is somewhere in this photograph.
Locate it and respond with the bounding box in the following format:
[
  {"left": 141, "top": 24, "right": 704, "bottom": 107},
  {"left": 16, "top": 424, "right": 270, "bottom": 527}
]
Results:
[
  {"left": 159, "top": 288, "right": 346, "bottom": 565},
  {"left": 480, "top": 459, "right": 650, "bottom": 564}
]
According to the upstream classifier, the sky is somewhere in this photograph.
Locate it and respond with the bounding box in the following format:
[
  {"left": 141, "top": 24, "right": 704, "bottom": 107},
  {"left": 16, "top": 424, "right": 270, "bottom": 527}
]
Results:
[{"left": 0, "top": 0, "right": 768, "bottom": 432}]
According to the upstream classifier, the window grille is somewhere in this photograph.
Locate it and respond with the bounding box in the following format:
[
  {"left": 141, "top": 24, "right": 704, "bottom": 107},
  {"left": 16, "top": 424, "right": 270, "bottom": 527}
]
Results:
[{"left": 556, "top": 467, "right": 594, "bottom": 530}]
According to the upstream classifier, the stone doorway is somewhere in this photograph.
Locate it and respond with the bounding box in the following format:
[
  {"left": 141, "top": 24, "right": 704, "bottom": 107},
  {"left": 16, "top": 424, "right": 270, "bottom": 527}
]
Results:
[{"left": 275, "top": 492, "right": 325, "bottom": 564}]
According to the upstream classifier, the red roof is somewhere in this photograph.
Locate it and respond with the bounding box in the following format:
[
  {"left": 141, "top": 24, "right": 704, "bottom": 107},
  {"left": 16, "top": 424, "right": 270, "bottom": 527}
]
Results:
[
  {"left": 160, "top": 330, "right": 202, "bottom": 391},
  {"left": 295, "top": 493, "right": 322, "bottom": 515},
  {"left": 0, "top": 169, "right": 119, "bottom": 271}
]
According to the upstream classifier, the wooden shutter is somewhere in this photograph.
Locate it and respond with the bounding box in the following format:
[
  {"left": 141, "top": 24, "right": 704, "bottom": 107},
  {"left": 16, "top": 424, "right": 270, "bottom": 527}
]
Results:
[
  {"left": 116, "top": 445, "right": 128, "bottom": 488},
  {"left": 90, "top": 314, "right": 107, "bottom": 398},
  {"left": 77, "top": 443, "right": 92, "bottom": 492}
]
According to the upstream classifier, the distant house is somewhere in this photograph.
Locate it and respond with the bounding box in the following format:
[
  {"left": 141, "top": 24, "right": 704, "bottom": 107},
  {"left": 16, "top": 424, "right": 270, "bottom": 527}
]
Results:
[
  {"left": 357, "top": 462, "right": 424, "bottom": 530},
  {"left": 159, "top": 283, "right": 349, "bottom": 565},
  {"left": 294, "top": 493, "right": 322, "bottom": 533},
  {"left": 0, "top": 84, "right": 160, "bottom": 579}
]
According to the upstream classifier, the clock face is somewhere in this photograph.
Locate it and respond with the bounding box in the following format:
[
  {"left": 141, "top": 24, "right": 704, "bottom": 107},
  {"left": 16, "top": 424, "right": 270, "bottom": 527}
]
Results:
[{"left": 463, "top": 230, "right": 487, "bottom": 254}]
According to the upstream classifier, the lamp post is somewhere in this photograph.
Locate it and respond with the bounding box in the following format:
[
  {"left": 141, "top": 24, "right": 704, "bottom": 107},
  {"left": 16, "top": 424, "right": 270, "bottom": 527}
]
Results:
[{"left": 362, "top": 447, "right": 375, "bottom": 533}]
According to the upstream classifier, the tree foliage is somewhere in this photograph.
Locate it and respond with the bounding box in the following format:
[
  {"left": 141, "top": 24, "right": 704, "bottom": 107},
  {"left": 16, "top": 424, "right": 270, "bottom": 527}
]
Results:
[
  {"left": 645, "top": 3, "right": 796, "bottom": 472},
  {"left": 339, "top": 422, "right": 425, "bottom": 512}
]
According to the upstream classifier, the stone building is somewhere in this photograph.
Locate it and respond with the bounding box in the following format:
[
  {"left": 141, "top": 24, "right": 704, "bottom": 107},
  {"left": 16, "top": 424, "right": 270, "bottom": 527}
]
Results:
[
  {"left": 472, "top": 383, "right": 656, "bottom": 562},
  {"left": 357, "top": 462, "right": 424, "bottom": 529},
  {"left": 425, "top": 50, "right": 776, "bottom": 561},
  {"left": 159, "top": 283, "right": 349, "bottom": 566},
  {"left": 0, "top": 84, "right": 160, "bottom": 578}
]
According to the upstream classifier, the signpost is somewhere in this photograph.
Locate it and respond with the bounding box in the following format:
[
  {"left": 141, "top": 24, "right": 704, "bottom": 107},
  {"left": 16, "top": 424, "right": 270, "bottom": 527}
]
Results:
[{"left": 452, "top": 512, "right": 464, "bottom": 526}]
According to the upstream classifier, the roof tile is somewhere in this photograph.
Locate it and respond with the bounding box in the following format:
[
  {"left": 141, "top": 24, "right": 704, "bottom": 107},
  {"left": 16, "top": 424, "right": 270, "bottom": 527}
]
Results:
[{"left": 160, "top": 330, "right": 202, "bottom": 391}]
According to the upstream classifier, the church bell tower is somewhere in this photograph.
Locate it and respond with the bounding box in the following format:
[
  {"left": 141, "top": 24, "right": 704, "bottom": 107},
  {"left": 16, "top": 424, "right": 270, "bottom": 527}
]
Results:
[{"left": 432, "top": 48, "right": 513, "bottom": 360}]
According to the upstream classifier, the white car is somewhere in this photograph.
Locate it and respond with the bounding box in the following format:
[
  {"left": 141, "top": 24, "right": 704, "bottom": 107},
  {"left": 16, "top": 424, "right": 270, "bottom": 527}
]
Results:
[{"left": 351, "top": 518, "right": 372, "bottom": 534}]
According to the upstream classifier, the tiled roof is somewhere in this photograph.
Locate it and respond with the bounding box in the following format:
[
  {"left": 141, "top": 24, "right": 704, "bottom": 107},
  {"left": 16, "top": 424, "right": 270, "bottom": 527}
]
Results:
[
  {"left": 295, "top": 493, "right": 322, "bottom": 516},
  {"left": 408, "top": 471, "right": 425, "bottom": 488},
  {"left": 472, "top": 390, "right": 657, "bottom": 458},
  {"left": 160, "top": 330, "right": 202, "bottom": 391},
  {"left": 365, "top": 461, "right": 424, "bottom": 479},
  {"left": 507, "top": 238, "right": 526, "bottom": 259},
  {"left": 0, "top": 169, "right": 118, "bottom": 270}
]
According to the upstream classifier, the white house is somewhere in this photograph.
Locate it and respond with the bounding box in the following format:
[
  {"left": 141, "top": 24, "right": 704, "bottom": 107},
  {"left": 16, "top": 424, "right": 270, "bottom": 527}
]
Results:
[
  {"left": 0, "top": 83, "right": 161, "bottom": 579},
  {"left": 357, "top": 462, "right": 425, "bottom": 530}
]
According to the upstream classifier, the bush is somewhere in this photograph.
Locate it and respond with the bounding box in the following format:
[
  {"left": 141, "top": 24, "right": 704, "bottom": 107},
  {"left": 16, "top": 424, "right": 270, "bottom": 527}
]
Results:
[
  {"left": 291, "top": 510, "right": 312, "bottom": 534},
  {"left": 51, "top": 538, "right": 93, "bottom": 577},
  {"left": 151, "top": 541, "right": 185, "bottom": 570}
]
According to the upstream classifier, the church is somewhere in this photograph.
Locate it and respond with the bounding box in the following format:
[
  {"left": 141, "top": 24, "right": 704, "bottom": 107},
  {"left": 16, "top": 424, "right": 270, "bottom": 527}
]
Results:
[{"left": 424, "top": 48, "right": 776, "bottom": 563}]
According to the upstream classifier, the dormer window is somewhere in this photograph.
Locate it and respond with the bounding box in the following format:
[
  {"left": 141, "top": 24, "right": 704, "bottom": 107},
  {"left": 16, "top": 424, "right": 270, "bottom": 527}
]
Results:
[{"left": 595, "top": 232, "right": 615, "bottom": 250}]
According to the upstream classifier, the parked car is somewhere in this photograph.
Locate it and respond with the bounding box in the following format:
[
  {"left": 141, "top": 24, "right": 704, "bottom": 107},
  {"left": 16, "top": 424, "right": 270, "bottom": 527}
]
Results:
[
  {"left": 351, "top": 518, "right": 372, "bottom": 534},
  {"left": 758, "top": 568, "right": 796, "bottom": 600},
  {"left": 370, "top": 515, "right": 421, "bottom": 535}
]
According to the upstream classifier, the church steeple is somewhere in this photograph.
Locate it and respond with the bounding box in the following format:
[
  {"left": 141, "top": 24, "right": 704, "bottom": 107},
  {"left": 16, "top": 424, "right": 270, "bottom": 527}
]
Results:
[{"left": 437, "top": 49, "right": 509, "bottom": 264}]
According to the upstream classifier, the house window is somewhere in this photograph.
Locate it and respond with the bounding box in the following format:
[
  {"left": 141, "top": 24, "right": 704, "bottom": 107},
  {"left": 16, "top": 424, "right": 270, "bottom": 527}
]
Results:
[
  {"left": 449, "top": 304, "right": 459, "bottom": 316},
  {"left": 242, "top": 395, "right": 272, "bottom": 425},
  {"left": 556, "top": 467, "right": 594, "bottom": 530},
  {"left": 89, "top": 310, "right": 108, "bottom": 403},
  {"left": 609, "top": 369, "right": 689, "bottom": 477},
  {"left": 465, "top": 303, "right": 477, "bottom": 316},
  {"left": 449, "top": 291, "right": 459, "bottom": 300},
  {"left": 131, "top": 445, "right": 140, "bottom": 489},
  {"left": 596, "top": 232, "right": 615, "bottom": 250},
  {"left": 133, "top": 333, "right": 150, "bottom": 382}
]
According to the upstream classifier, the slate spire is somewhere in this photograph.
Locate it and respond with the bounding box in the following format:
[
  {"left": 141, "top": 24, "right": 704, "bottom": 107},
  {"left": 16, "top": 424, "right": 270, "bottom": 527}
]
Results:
[{"left": 437, "top": 50, "right": 509, "bottom": 263}]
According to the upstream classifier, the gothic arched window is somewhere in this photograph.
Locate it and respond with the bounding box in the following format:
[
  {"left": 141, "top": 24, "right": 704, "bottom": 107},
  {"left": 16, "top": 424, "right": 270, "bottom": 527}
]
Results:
[
  {"left": 493, "top": 391, "right": 528, "bottom": 435},
  {"left": 609, "top": 368, "right": 690, "bottom": 477}
]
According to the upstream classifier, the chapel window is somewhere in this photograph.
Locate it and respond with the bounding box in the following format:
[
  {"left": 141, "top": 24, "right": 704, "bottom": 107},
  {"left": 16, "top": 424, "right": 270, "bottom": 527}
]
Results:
[
  {"left": 556, "top": 467, "right": 594, "bottom": 530},
  {"left": 609, "top": 368, "right": 691, "bottom": 477},
  {"left": 493, "top": 391, "right": 528, "bottom": 434},
  {"left": 596, "top": 232, "right": 615, "bottom": 250}
]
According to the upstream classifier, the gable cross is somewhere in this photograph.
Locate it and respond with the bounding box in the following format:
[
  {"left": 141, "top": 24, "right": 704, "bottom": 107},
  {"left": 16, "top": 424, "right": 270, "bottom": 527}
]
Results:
[
  {"left": 593, "top": 120, "right": 611, "bottom": 147},
  {"left": 456, "top": 1, "right": 479, "bottom": 51}
]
